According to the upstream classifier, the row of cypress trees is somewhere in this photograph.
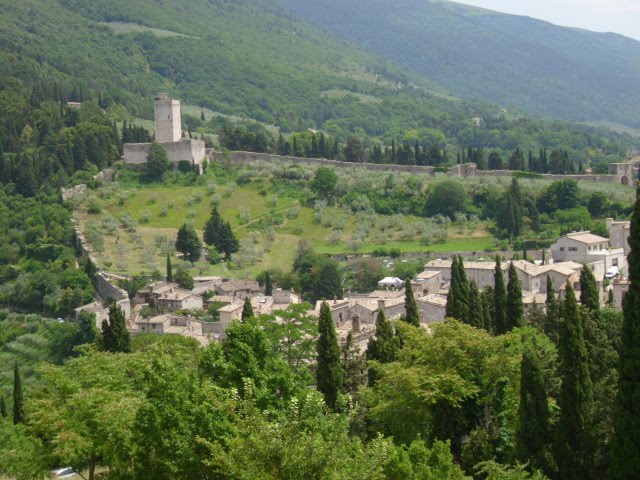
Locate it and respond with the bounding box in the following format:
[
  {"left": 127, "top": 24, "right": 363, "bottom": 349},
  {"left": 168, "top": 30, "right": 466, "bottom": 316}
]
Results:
[{"left": 445, "top": 254, "right": 524, "bottom": 333}]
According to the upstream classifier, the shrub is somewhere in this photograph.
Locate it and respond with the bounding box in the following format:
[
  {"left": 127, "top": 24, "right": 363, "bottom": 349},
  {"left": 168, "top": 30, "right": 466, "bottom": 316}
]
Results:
[{"left": 87, "top": 198, "right": 102, "bottom": 214}]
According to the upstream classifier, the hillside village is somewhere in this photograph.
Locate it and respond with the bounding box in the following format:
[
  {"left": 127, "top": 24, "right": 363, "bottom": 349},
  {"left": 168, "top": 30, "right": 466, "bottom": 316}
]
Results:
[
  {"left": 4, "top": 1, "right": 640, "bottom": 477},
  {"left": 69, "top": 95, "right": 635, "bottom": 348},
  {"left": 74, "top": 218, "right": 631, "bottom": 348}
]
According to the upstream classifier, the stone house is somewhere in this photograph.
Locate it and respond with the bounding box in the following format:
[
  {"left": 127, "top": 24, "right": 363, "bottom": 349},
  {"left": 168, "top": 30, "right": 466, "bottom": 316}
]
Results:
[
  {"left": 551, "top": 231, "right": 626, "bottom": 275},
  {"left": 607, "top": 218, "right": 631, "bottom": 256},
  {"left": 214, "top": 279, "right": 262, "bottom": 298},
  {"left": 612, "top": 279, "right": 630, "bottom": 310},
  {"left": 156, "top": 287, "right": 203, "bottom": 312},
  {"left": 134, "top": 314, "right": 210, "bottom": 346},
  {"left": 412, "top": 270, "right": 443, "bottom": 296},
  {"left": 423, "top": 259, "right": 507, "bottom": 291},
  {"left": 416, "top": 295, "right": 447, "bottom": 324}
]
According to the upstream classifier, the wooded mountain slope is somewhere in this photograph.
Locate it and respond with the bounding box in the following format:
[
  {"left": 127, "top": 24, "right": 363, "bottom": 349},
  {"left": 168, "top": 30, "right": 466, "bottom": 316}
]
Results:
[{"left": 278, "top": 0, "right": 640, "bottom": 130}]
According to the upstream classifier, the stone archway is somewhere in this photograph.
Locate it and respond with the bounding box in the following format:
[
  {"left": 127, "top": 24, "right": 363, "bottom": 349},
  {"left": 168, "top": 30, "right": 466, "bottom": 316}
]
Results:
[{"left": 621, "top": 176, "right": 630, "bottom": 186}]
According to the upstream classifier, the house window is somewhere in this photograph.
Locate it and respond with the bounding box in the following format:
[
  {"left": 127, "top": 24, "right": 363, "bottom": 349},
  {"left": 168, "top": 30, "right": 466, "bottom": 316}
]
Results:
[
  {"left": 613, "top": 259, "right": 619, "bottom": 267},
  {"left": 568, "top": 247, "right": 578, "bottom": 252},
  {"left": 560, "top": 247, "right": 565, "bottom": 252}
]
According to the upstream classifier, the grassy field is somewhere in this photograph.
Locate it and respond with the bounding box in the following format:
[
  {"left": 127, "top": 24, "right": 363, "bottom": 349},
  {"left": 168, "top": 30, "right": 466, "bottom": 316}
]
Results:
[{"left": 75, "top": 173, "right": 494, "bottom": 279}]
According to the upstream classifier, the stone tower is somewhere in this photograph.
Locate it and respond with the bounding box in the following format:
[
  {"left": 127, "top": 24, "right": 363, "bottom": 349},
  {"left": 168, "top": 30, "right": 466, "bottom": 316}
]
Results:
[{"left": 154, "top": 94, "right": 181, "bottom": 143}]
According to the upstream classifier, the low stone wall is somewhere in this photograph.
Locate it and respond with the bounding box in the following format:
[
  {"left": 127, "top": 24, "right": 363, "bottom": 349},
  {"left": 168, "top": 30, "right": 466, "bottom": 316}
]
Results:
[
  {"left": 124, "top": 139, "right": 206, "bottom": 167},
  {"left": 213, "top": 150, "right": 635, "bottom": 186},
  {"left": 211, "top": 150, "right": 437, "bottom": 175},
  {"left": 95, "top": 272, "right": 131, "bottom": 321},
  {"left": 61, "top": 184, "right": 87, "bottom": 201}
]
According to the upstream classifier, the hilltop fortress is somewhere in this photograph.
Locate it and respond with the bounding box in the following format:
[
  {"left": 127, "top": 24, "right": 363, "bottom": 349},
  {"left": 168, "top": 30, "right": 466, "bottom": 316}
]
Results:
[
  {"left": 123, "top": 94, "right": 205, "bottom": 172},
  {"left": 122, "top": 95, "right": 637, "bottom": 186}
]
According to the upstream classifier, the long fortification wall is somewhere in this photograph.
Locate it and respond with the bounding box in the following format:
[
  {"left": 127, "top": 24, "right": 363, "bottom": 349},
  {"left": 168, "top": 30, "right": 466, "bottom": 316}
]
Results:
[
  {"left": 211, "top": 150, "right": 636, "bottom": 186},
  {"left": 211, "top": 150, "right": 437, "bottom": 175}
]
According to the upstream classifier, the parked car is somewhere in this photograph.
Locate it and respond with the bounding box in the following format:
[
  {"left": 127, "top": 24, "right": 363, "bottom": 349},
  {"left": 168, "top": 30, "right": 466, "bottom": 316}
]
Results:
[
  {"left": 606, "top": 266, "right": 619, "bottom": 279},
  {"left": 51, "top": 467, "right": 80, "bottom": 479}
]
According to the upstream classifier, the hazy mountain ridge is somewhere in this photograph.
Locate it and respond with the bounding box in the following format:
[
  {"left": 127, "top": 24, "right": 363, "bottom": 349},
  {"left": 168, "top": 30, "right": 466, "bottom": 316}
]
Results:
[{"left": 277, "top": 0, "right": 640, "bottom": 129}]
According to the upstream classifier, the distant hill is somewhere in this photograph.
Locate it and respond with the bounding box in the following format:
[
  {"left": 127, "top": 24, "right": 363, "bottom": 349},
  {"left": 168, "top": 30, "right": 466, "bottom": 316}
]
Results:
[
  {"left": 0, "top": 0, "right": 637, "bottom": 163},
  {"left": 277, "top": 0, "right": 640, "bottom": 129},
  {"left": 0, "top": 0, "right": 472, "bottom": 135}
]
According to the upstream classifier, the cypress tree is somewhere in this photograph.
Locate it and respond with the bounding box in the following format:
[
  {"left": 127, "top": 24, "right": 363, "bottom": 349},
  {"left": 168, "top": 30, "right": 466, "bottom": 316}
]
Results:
[
  {"left": 557, "top": 283, "right": 594, "bottom": 480},
  {"left": 516, "top": 346, "right": 555, "bottom": 475},
  {"left": 101, "top": 303, "right": 131, "bottom": 353},
  {"left": 544, "top": 275, "right": 560, "bottom": 344},
  {"left": 403, "top": 278, "right": 420, "bottom": 326},
  {"left": 506, "top": 263, "right": 524, "bottom": 331},
  {"left": 241, "top": 297, "right": 254, "bottom": 322},
  {"left": 446, "top": 255, "right": 469, "bottom": 321},
  {"left": 580, "top": 265, "right": 600, "bottom": 312},
  {"left": 481, "top": 290, "right": 493, "bottom": 332},
  {"left": 366, "top": 309, "right": 399, "bottom": 386},
  {"left": 467, "top": 281, "right": 484, "bottom": 328},
  {"left": 166, "top": 254, "right": 173, "bottom": 283},
  {"left": 0, "top": 395, "right": 6, "bottom": 418},
  {"left": 611, "top": 185, "right": 640, "bottom": 479},
  {"left": 13, "top": 361, "right": 23, "bottom": 425},
  {"left": 316, "top": 301, "right": 344, "bottom": 410},
  {"left": 445, "top": 255, "right": 459, "bottom": 319},
  {"left": 203, "top": 206, "right": 222, "bottom": 247},
  {"left": 265, "top": 271, "right": 273, "bottom": 296},
  {"left": 219, "top": 221, "right": 239, "bottom": 258},
  {"left": 342, "top": 332, "right": 366, "bottom": 394},
  {"left": 494, "top": 256, "right": 507, "bottom": 334}
]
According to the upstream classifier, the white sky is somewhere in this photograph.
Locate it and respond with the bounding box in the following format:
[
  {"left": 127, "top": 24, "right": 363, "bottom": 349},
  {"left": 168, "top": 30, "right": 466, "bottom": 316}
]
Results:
[{"left": 455, "top": 0, "right": 640, "bottom": 40}]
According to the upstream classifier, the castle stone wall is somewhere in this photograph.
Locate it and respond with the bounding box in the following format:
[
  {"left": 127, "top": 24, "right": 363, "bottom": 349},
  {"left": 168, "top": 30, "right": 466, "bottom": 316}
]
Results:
[
  {"left": 211, "top": 150, "right": 437, "bottom": 175},
  {"left": 124, "top": 139, "right": 206, "bottom": 167},
  {"left": 212, "top": 151, "right": 635, "bottom": 187}
]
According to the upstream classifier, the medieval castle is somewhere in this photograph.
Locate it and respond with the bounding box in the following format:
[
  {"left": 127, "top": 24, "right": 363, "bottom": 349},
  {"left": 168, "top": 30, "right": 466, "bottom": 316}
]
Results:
[
  {"left": 122, "top": 95, "right": 637, "bottom": 186},
  {"left": 123, "top": 94, "right": 206, "bottom": 172}
]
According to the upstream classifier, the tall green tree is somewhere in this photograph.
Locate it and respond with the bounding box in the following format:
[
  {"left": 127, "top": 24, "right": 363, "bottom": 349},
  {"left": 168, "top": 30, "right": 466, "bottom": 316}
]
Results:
[
  {"left": 241, "top": 297, "right": 254, "bottom": 322},
  {"left": 556, "top": 283, "right": 594, "bottom": 480},
  {"left": 174, "top": 267, "right": 194, "bottom": 290},
  {"left": 506, "top": 263, "right": 524, "bottom": 331},
  {"left": 366, "top": 309, "right": 400, "bottom": 386},
  {"left": 0, "top": 395, "right": 6, "bottom": 418},
  {"left": 342, "top": 331, "right": 366, "bottom": 394},
  {"left": 580, "top": 265, "right": 600, "bottom": 312},
  {"left": 146, "top": 142, "right": 170, "bottom": 179},
  {"left": 515, "top": 346, "right": 555, "bottom": 475},
  {"left": 13, "top": 361, "right": 23, "bottom": 425},
  {"left": 480, "top": 290, "right": 493, "bottom": 333},
  {"left": 264, "top": 271, "right": 273, "bottom": 296},
  {"left": 446, "top": 255, "right": 470, "bottom": 322},
  {"left": 101, "top": 303, "right": 131, "bottom": 353},
  {"left": 611, "top": 185, "right": 640, "bottom": 480},
  {"left": 219, "top": 221, "right": 239, "bottom": 258},
  {"left": 316, "top": 302, "right": 343, "bottom": 410},
  {"left": 175, "top": 223, "right": 201, "bottom": 263},
  {"left": 467, "top": 281, "right": 484, "bottom": 328},
  {"left": 544, "top": 275, "right": 560, "bottom": 344},
  {"left": 166, "top": 254, "right": 173, "bottom": 283},
  {"left": 203, "top": 206, "right": 222, "bottom": 248},
  {"left": 493, "top": 257, "right": 507, "bottom": 334},
  {"left": 403, "top": 278, "right": 420, "bottom": 326}
]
